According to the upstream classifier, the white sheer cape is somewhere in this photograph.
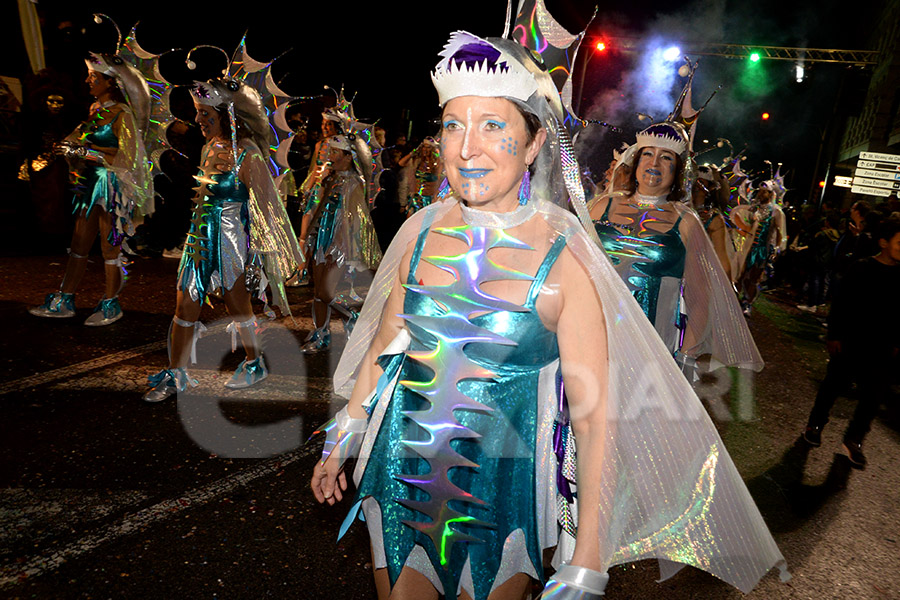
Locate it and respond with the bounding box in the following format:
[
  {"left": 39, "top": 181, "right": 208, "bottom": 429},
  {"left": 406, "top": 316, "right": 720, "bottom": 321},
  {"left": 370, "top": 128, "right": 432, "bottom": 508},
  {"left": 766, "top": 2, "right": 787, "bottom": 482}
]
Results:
[{"left": 333, "top": 197, "right": 788, "bottom": 593}]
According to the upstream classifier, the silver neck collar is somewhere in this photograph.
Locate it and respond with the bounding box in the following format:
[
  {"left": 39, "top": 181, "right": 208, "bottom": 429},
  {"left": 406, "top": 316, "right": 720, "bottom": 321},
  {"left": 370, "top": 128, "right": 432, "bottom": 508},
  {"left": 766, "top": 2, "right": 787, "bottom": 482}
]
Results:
[{"left": 458, "top": 199, "right": 537, "bottom": 229}]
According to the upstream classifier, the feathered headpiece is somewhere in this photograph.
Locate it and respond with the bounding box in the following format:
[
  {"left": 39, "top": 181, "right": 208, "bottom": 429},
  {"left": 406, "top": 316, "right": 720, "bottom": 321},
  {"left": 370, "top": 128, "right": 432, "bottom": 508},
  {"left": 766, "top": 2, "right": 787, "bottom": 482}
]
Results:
[
  {"left": 428, "top": 0, "right": 597, "bottom": 227},
  {"left": 319, "top": 86, "right": 382, "bottom": 205},
  {"left": 85, "top": 15, "right": 151, "bottom": 134},
  {"left": 186, "top": 36, "right": 296, "bottom": 181},
  {"left": 758, "top": 161, "right": 787, "bottom": 202}
]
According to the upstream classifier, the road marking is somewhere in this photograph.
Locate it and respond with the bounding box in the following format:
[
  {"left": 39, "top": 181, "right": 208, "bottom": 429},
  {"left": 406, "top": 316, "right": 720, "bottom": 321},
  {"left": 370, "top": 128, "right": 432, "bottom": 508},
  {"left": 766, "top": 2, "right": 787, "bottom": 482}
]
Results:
[
  {"left": 0, "top": 444, "right": 317, "bottom": 587},
  {"left": 0, "top": 315, "right": 319, "bottom": 397},
  {"left": 0, "top": 340, "right": 167, "bottom": 397}
]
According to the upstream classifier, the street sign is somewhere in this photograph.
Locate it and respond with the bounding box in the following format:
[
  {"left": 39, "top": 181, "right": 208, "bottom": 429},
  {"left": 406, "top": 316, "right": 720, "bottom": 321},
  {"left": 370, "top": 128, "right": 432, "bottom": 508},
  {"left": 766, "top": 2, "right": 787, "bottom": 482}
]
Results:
[
  {"left": 856, "top": 160, "right": 900, "bottom": 171},
  {"left": 854, "top": 152, "right": 900, "bottom": 197},
  {"left": 834, "top": 175, "right": 853, "bottom": 188},
  {"left": 853, "top": 176, "right": 900, "bottom": 189},
  {"left": 855, "top": 168, "right": 900, "bottom": 181},
  {"left": 851, "top": 184, "right": 893, "bottom": 197},
  {"left": 860, "top": 151, "right": 900, "bottom": 163}
]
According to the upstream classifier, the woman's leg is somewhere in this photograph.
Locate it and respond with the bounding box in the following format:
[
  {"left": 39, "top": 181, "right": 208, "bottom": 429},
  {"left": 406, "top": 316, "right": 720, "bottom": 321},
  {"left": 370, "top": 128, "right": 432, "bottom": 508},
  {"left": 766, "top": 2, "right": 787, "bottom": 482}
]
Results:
[
  {"left": 97, "top": 214, "right": 124, "bottom": 300},
  {"left": 60, "top": 208, "right": 101, "bottom": 294},
  {"left": 378, "top": 567, "right": 531, "bottom": 600},
  {"left": 222, "top": 274, "right": 259, "bottom": 361},
  {"left": 143, "top": 289, "right": 203, "bottom": 402},
  {"left": 384, "top": 567, "right": 439, "bottom": 600},
  {"left": 171, "top": 290, "right": 203, "bottom": 369}
]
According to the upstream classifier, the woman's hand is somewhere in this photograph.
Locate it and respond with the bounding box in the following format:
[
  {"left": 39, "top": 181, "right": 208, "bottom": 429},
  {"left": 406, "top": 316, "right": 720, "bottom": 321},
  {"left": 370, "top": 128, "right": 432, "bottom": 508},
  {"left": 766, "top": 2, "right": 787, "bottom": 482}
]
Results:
[{"left": 310, "top": 452, "right": 348, "bottom": 505}]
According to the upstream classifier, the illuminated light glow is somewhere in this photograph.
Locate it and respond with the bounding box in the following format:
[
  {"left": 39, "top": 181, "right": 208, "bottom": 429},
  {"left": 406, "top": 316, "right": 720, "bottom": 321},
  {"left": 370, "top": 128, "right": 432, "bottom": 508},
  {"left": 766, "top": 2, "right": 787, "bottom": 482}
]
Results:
[
  {"left": 819, "top": 180, "right": 826, "bottom": 188},
  {"left": 795, "top": 64, "right": 805, "bottom": 82},
  {"left": 662, "top": 46, "right": 681, "bottom": 62},
  {"left": 750, "top": 52, "right": 761, "bottom": 62},
  {"left": 761, "top": 112, "right": 770, "bottom": 120},
  {"left": 596, "top": 41, "right": 606, "bottom": 51}
]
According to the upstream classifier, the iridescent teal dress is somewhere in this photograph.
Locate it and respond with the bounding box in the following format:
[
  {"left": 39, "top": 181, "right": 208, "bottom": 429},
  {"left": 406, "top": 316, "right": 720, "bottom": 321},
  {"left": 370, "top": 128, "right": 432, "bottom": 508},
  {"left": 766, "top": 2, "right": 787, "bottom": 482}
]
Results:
[
  {"left": 71, "top": 108, "right": 127, "bottom": 245},
  {"left": 346, "top": 218, "right": 568, "bottom": 599},
  {"left": 177, "top": 145, "right": 251, "bottom": 304},
  {"left": 592, "top": 198, "right": 687, "bottom": 354}
]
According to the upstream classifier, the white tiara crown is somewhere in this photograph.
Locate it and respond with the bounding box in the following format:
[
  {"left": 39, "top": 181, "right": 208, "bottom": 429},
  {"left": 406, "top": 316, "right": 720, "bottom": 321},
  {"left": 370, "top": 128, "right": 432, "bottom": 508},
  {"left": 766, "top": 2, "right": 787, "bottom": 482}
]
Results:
[
  {"left": 431, "top": 32, "right": 537, "bottom": 106},
  {"left": 635, "top": 123, "right": 689, "bottom": 156}
]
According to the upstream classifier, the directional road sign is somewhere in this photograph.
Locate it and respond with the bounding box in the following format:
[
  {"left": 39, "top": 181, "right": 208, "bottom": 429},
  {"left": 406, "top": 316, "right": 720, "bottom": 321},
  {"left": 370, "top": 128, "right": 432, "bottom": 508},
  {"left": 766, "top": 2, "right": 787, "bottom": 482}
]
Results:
[{"left": 853, "top": 152, "right": 900, "bottom": 197}]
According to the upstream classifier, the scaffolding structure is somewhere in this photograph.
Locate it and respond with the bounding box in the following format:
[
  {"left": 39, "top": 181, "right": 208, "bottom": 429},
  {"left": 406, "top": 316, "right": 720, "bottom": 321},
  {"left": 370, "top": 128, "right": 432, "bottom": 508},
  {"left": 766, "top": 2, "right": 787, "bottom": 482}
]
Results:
[{"left": 598, "top": 38, "right": 880, "bottom": 67}]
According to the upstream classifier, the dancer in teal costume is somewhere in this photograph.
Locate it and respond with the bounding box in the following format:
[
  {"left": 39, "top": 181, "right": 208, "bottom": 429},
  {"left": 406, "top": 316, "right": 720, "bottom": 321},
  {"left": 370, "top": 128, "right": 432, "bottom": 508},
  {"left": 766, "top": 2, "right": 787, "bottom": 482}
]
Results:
[
  {"left": 29, "top": 46, "right": 153, "bottom": 326},
  {"left": 590, "top": 126, "right": 763, "bottom": 374},
  {"left": 142, "top": 71, "right": 302, "bottom": 402},
  {"left": 313, "top": 22, "right": 787, "bottom": 600}
]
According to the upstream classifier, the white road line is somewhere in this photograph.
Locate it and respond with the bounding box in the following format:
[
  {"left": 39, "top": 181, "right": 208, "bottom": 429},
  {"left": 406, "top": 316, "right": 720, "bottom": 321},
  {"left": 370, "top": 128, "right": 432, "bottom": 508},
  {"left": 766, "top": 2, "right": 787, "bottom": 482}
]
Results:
[
  {"left": 0, "top": 444, "right": 317, "bottom": 588},
  {"left": 0, "top": 315, "right": 318, "bottom": 397},
  {"left": 0, "top": 340, "right": 167, "bottom": 397}
]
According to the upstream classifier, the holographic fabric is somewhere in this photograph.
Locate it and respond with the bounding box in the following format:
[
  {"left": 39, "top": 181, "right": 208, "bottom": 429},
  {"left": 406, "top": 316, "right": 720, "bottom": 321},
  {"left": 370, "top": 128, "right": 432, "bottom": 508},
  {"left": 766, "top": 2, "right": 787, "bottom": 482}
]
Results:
[
  {"left": 593, "top": 201, "right": 686, "bottom": 352},
  {"left": 337, "top": 200, "right": 784, "bottom": 596},
  {"left": 352, "top": 221, "right": 566, "bottom": 599},
  {"left": 308, "top": 170, "right": 382, "bottom": 271},
  {"left": 177, "top": 138, "right": 302, "bottom": 313},
  {"left": 68, "top": 104, "right": 150, "bottom": 247},
  {"left": 178, "top": 143, "right": 251, "bottom": 304},
  {"left": 731, "top": 202, "right": 787, "bottom": 282}
]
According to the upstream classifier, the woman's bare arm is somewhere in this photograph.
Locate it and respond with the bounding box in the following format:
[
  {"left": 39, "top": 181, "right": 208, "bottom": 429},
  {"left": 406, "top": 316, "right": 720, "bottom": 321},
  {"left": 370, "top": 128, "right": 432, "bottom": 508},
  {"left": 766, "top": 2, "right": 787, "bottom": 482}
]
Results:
[{"left": 554, "top": 247, "right": 609, "bottom": 571}]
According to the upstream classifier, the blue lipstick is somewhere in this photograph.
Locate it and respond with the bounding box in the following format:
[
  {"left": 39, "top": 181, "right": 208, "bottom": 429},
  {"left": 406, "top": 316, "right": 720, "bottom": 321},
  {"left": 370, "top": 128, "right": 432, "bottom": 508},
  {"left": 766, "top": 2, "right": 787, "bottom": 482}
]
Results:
[{"left": 458, "top": 168, "right": 491, "bottom": 179}]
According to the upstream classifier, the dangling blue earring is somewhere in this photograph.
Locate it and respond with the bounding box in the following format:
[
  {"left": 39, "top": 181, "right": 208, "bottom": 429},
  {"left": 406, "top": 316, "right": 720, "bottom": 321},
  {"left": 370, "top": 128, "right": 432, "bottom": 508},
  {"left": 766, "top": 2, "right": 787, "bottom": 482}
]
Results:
[
  {"left": 518, "top": 169, "right": 531, "bottom": 205},
  {"left": 437, "top": 176, "right": 451, "bottom": 200}
]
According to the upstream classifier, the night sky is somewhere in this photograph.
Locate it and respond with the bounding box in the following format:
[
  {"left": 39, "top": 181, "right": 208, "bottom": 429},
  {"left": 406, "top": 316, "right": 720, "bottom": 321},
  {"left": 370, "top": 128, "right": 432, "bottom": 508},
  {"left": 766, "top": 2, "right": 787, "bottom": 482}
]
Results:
[{"left": 6, "top": 0, "right": 882, "bottom": 201}]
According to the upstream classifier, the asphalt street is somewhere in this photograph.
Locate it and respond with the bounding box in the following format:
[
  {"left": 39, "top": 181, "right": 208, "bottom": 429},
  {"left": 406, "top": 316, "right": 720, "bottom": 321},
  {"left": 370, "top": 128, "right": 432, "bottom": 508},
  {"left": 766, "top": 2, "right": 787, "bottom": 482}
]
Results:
[{"left": 1, "top": 253, "right": 898, "bottom": 600}]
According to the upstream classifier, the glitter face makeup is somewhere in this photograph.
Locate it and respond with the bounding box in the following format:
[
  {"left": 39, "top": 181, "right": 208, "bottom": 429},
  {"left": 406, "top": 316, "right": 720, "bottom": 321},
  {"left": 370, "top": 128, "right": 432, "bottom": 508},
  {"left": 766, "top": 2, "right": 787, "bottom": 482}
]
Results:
[
  {"left": 636, "top": 147, "right": 677, "bottom": 196},
  {"left": 194, "top": 101, "right": 223, "bottom": 141},
  {"left": 441, "top": 96, "right": 539, "bottom": 211}
]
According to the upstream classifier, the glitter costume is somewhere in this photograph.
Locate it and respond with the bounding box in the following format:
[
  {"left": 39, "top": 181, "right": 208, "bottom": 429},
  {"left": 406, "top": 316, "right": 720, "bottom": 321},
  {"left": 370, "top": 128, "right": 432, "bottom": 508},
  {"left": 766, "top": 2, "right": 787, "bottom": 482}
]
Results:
[
  {"left": 400, "top": 138, "right": 443, "bottom": 216},
  {"left": 307, "top": 163, "right": 381, "bottom": 272},
  {"left": 321, "top": 17, "right": 787, "bottom": 600},
  {"left": 335, "top": 199, "right": 787, "bottom": 599},
  {"left": 592, "top": 196, "right": 686, "bottom": 352},
  {"left": 29, "top": 22, "right": 154, "bottom": 327},
  {"left": 731, "top": 201, "right": 787, "bottom": 282},
  {"left": 177, "top": 137, "right": 302, "bottom": 313},
  {"left": 142, "top": 40, "right": 303, "bottom": 402},
  {"left": 67, "top": 101, "right": 151, "bottom": 246}
]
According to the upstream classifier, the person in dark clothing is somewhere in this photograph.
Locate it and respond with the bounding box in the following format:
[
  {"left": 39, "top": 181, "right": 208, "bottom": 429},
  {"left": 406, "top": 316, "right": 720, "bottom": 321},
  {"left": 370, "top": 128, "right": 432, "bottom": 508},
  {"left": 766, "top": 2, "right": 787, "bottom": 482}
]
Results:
[
  {"left": 797, "top": 213, "right": 839, "bottom": 312},
  {"left": 803, "top": 215, "right": 900, "bottom": 468}
]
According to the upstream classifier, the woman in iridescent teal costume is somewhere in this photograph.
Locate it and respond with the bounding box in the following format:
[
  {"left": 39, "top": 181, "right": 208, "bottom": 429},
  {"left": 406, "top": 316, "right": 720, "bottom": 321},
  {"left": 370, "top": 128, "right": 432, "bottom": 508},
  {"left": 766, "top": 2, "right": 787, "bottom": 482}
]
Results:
[
  {"left": 312, "top": 28, "right": 786, "bottom": 600},
  {"left": 301, "top": 133, "right": 382, "bottom": 353},
  {"left": 29, "top": 51, "right": 152, "bottom": 326},
  {"left": 590, "top": 124, "right": 762, "bottom": 374},
  {"left": 142, "top": 76, "right": 302, "bottom": 402}
]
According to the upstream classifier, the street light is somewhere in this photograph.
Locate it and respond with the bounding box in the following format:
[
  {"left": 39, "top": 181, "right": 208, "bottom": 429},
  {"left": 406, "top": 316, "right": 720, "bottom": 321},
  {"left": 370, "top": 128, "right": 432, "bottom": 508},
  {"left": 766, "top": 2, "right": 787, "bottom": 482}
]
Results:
[{"left": 576, "top": 39, "right": 609, "bottom": 115}]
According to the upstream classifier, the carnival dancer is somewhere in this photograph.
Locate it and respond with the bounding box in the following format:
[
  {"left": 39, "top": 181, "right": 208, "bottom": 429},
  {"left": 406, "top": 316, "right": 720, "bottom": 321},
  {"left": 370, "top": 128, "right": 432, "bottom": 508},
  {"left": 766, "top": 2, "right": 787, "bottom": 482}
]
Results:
[
  {"left": 311, "top": 19, "right": 786, "bottom": 600},
  {"left": 142, "top": 61, "right": 303, "bottom": 402},
  {"left": 301, "top": 132, "right": 382, "bottom": 353},
  {"left": 397, "top": 136, "right": 443, "bottom": 217},
  {"left": 589, "top": 120, "right": 763, "bottom": 376},
  {"left": 29, "top": 19, "right": 152, "bottom": 326},
  {"left": 691, "top": 164, "right": 735, "bottom": 281},
  {"left": 297, "top": 112, "right": 342, "bottom": 275},
  {"left": 731, "top": 173, "right": 787, "bottom": 316}
]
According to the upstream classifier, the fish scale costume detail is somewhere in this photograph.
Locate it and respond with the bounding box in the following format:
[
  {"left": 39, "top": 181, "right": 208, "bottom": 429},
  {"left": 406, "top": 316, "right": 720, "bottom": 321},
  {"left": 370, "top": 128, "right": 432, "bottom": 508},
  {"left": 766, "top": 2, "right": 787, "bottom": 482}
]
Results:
[{"left": 320, "top": 2, "right": 788, "bottom": 598}]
